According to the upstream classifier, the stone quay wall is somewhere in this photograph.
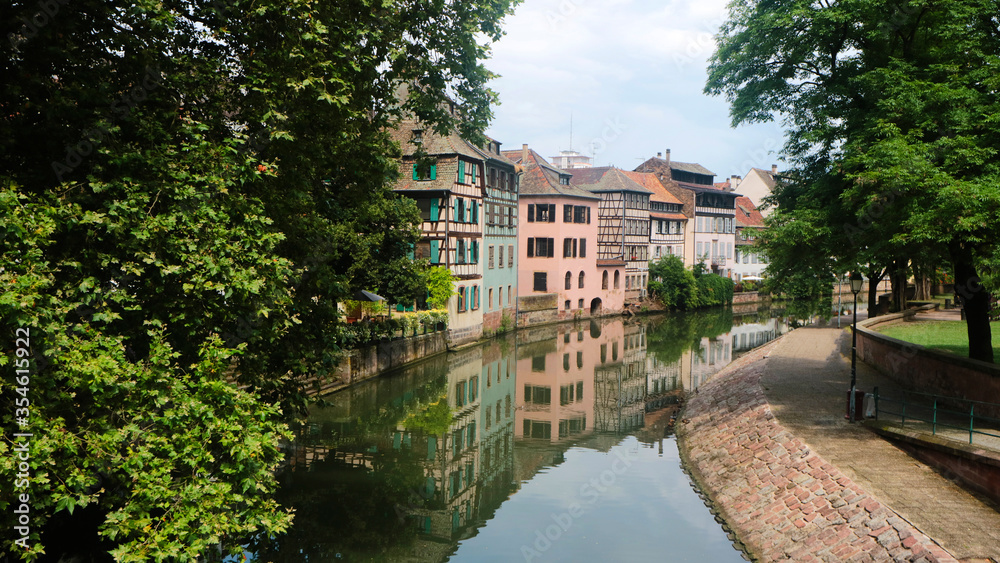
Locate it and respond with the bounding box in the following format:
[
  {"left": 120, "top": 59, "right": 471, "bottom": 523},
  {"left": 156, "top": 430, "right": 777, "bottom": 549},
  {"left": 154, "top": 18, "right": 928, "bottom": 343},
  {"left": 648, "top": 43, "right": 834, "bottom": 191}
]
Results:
[
  {"left": 855, "top": 307, "right": 1000, "bottom": 418},
  {"left": 678, "top": 340, "right": 957, "bottom": 563}
]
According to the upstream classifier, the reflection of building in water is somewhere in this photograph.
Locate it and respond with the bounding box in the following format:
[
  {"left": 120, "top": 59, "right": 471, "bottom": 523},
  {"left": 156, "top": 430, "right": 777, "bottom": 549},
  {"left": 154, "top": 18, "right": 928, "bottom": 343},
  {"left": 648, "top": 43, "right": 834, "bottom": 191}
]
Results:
[
  {"left": 730, "top": 318, "right": 781, "bottom": 355},
  {"left": 514, "top": 322, "right": 596, "bottom": 442},
  {"left": 686, "top": 334, "right": 731, "bottom": 391},
  {"left": 645, "top": 348, "right": 683, "bottom": 397},
  {"left": 393, "top": 342, "right": 518, "bottom": 555},
  {"left": 593, "top": 323, "right": 647, "bottom": 434}
]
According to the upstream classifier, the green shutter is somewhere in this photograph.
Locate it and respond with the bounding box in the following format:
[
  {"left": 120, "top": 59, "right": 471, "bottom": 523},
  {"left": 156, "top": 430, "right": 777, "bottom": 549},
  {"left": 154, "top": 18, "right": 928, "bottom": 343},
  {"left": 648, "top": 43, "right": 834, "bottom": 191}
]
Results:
[
  {"left": 430, "top": 198, "right": 439, "bottom": 221},
  {"left": 454, "top": 199, "right": 460, "bottom": 222},
  {"left": 412, "top": 163, "right": 418, "bottom": 181},
  {"left": 458, "top": 160, "right": 465, "bottom": 184},
  {"left": 430, "top": 164, "right": 437, "bottom": 180},
  {"left": 430, "top": 240, "right": 439, "bottom": 264},
  {"left": 406, "top": 242, "right": 415, "bottom": 260}
]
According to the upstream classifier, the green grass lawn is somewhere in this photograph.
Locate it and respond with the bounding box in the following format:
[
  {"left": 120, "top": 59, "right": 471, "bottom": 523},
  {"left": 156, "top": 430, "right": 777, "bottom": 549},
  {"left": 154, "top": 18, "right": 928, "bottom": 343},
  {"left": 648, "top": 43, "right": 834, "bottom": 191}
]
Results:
[{"left": 877, "top": 320, "right": 1000, "bottom": 358}]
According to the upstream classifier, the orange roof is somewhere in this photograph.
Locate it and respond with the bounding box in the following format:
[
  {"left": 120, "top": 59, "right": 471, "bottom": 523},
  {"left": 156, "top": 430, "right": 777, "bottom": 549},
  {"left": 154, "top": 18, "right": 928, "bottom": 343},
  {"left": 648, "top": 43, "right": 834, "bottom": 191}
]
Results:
[{"left": 620, "top": 170, "right": 682, "bottom": 204}]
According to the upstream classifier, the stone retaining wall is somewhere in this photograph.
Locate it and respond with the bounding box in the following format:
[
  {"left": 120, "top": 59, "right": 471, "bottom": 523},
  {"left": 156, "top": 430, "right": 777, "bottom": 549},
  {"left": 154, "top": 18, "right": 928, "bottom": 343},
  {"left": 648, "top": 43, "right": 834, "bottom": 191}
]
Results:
[
  {"left": 678, "top": 341, "right": 957, "bottom": 563},
  {"left": 855, "top": 306, "right": 1000, "bottom": 418}
]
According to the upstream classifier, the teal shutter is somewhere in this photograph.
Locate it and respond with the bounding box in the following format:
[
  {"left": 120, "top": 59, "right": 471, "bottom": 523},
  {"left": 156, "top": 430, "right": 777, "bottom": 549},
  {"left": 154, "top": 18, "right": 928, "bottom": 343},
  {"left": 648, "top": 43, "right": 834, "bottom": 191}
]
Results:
[
  {"left": 430, "top": 240, "right": 439, "bottom": 264},
  {"left": 406, "top": 242, "right": 415, "bottom": 260},
  {"left": 454, "top": 198, "right": 460, "bottom": 222},
  {"left": 412, "top": 163, "right": 418, "bottom": 181},
  {"left": 430, "top": 164, "right": 437, "bottom": 180},
  {"left": 458, "top": 160, "right": 465, "bottom": 183},
  {"left": 430, "top": 198, "right": 439, "bottom": 221}
]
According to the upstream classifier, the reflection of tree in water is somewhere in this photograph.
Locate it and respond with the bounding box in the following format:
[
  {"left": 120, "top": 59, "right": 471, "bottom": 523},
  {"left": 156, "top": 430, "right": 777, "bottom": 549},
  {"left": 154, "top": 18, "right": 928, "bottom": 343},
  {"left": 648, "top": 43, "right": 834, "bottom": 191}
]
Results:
[
  {"left": 249, "top": 449, "right": 428, "bottom": 561},
  {"left": 645, "top": 308, "right": 734, "bottom": 365},
  {"left": 248, "top": 374, "right": 453, "bottom": 561}
]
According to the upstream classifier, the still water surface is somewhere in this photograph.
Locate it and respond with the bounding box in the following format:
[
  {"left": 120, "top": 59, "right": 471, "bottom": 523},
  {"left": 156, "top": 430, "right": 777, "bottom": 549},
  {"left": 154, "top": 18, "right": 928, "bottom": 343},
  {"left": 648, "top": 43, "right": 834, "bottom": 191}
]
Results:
[{"left": 254, "top": 302, "right": 833, "bottom": 562}]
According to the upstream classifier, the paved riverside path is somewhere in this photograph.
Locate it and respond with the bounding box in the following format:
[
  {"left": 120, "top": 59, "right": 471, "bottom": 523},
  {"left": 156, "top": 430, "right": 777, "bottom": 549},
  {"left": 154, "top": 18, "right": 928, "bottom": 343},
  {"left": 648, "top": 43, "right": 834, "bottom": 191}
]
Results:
[{"left": 678, "top": 323, "right": 1000, "bottom": 562}]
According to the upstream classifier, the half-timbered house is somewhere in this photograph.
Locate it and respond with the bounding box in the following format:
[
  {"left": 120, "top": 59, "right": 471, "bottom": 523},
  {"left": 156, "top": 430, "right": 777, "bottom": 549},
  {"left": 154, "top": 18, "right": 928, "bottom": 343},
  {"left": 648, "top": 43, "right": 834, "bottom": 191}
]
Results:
[
  {"left": 570, "top": 167, "right": 653, "bottom": 303},
  {"left": 392, "top": 119, "right": 490, "bottom": 344}
]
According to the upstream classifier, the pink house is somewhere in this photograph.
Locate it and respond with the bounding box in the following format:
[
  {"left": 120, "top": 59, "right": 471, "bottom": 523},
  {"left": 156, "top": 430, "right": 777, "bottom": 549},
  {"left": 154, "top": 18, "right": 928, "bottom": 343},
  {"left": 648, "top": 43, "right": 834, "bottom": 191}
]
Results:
[{"left": 502, "top": 146, "right": 625, "bottom": 323}]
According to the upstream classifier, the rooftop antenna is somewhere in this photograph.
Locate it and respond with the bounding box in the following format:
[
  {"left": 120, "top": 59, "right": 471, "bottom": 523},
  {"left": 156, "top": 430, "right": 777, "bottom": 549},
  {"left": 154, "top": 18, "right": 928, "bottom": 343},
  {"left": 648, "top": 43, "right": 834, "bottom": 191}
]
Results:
[{"left": 569, "top": 110, "right": 573, "bottom": 152}]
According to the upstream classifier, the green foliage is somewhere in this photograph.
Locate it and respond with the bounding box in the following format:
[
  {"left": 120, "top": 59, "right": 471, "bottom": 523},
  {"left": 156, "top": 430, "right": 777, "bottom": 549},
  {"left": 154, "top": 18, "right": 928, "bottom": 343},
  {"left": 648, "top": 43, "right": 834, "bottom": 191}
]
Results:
[
  {"left": 645, "top": 308, "right": 734, "bottom": 365},
  {"left": 426, "top": 266, "right": 458, "bottom": 310},
  {"left": 648, "top": 255, "right": 734, "bottom": 310},
  {"left": 402, "top": 397, "right": 454, "bottom": 436},
  {"left": 0, "top": 0, "right": 517, "bottom": 558},
  {"left": 648, "top": 255, "right": 698, "bottom": 310},
  {"left": 707, "top": 0, "right": 1000, "bottom": 360}
]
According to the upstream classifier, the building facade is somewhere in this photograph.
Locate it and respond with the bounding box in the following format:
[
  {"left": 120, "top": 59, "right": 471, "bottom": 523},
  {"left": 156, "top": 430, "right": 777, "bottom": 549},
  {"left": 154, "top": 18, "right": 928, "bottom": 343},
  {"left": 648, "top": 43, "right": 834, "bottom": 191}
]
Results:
[
  {"left": 503, "top": 146, "right": 624, "bottom": 322},
  {"left": 733, "top": 195, "right": 768, "bottom": 282},
  {"left": 393, "top": 119, "right": 491, "bottom": 344},
  {"left": 481, "top": 139, "right": 519, "bottom": 333},
  {"left": 570, "top": 167, "right": 653, "bottom": 302}
]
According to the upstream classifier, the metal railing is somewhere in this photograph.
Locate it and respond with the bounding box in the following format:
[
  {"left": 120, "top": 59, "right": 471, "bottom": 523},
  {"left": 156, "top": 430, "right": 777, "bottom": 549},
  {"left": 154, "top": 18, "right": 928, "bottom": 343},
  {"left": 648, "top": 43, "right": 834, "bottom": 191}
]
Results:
[{"left": 873, "top": 387, "right": 1000, "bottom": 447}]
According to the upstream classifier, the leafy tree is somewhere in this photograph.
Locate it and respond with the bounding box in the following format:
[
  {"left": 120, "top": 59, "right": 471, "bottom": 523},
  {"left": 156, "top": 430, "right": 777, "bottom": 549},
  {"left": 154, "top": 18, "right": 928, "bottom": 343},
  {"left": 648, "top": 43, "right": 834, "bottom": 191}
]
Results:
[
  {"left": 0, "top": 0, "right": 517, "bottom": 559},
  {"left": 648, "top": 255, "right": 697, "bottom": 309},
  {"left": 425, "top": 266, "right": 458, "bottom": 310},
  {"left": 707, "top": 0, "right": 1000, "bottom": 362}
]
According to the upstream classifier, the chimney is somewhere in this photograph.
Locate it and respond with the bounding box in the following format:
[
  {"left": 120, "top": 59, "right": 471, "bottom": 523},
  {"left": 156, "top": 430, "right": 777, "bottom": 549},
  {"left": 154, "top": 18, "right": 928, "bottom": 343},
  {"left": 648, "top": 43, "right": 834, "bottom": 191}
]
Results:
[
  {"left": 656, "top": 152, "right": 662, "bottom": 158},
  {"left": 522, "top": 143, "right": 529, "bottom": 164},
  {"left": 730, "top": 174, "right": 740, "bottom": 191},
  {"left": 665, "top": 149, "right": 671, "bottom": 165},
  {"left": 771, "top": 164, "right": 778, "bottom": 174}
]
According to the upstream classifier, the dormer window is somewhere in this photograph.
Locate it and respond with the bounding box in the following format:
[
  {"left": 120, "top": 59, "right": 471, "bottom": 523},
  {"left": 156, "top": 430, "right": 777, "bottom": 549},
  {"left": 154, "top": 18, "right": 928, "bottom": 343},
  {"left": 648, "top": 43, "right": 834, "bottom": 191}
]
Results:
[
  {"left": 559, "top": 176, "right": 569, "bottom": 185},
  {"left": 412, "top": 129, "right": 423, "bottom": 144}
]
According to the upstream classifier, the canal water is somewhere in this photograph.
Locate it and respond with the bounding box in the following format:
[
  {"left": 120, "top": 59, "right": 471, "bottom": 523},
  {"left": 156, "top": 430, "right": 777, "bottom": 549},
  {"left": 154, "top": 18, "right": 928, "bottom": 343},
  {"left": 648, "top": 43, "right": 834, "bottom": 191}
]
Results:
[{"left": 251, "top": 301, "right": 836, "bottom": 562}]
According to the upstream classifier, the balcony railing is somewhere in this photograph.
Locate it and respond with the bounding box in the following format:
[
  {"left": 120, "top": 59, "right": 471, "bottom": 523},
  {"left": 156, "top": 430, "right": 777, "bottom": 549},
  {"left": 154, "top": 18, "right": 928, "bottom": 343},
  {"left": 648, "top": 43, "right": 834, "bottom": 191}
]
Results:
[{"left": 711, "top": 256, "right": 726, "bottom": 266}]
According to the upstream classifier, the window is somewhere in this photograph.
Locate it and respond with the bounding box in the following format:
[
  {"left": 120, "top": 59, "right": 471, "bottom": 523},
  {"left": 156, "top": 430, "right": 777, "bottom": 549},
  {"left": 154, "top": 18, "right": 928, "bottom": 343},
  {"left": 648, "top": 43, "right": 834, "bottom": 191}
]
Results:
[
  {"left": 564, "top": 238, "right": 573, "bottom": 258},
  {"left": 508, "top": 284, "right": 512, "bottom": 305},
  {"left": 577, "top": 351, "right": 583, "bottom": 369},
  {"left": 456, "top": 198, "right": 465, "bottom": 222},
  {"left": 472, "top": 286, "right": 479, "bottom": 310},
  {"left": 524, "top": 386, "right": 551, "bottom": 406},
  {"left": 565, "top": 299, "right": 571, "bottom": 310},
  {"left": 498, "top": 287, "right": 503, "bottom": 308},
  {"left": 530, "top": 356, "right": 546, "bottom": 372},
  {"left": 563, "top": 353, "right": 570, "bottom": 371},
  {"left": 489, "top": 288, "right": 494, "bottom": 309},
  {"left": 564, "top": 204, "right": 573, "bottom": 222},
  {"left": 508, "top": 245, "right": 514, "bottom": 268},
  {"left": 488, "top": 245, "right": 495, "bottom": 269},
  {"left": 457, "top": 286, "right": 466, "bottom": 312},
  {"left": 527, "top": 237, "right": 554, "bottom": 258},
  {"left": 602, "top": 271, "right": 609, "bottom": 289},
  {"left": 457, "top": 239, "right": 466, "bottom": 264},
  {"left": 413, "top": 160, "right": 436, "bottom": 181},
  {"left": 498, "top": 245, "right": 504, "bottom": 268},
  {"left": 579, "top": 271, "right": 585, "bottom": 289},
  {"left": 533, "top": 204, "right": 555, "bottom": 222},
  {"left": 572, "top": 238, "right": 578, "bottom": 258},
  {"left": 574, "top": 206, "right": 588, "bottom": 223},
  {"left": 580, "top": 238, "right": 586, "bottom": 258},
  {"left": 533, "top": 272, "right": 547, "bottom": 292},
  {"left": 565, "top": 272, "right": 572, "bottom": 290},
  {"left": 578, "top": 298, "right": 584, "bottom": 309}
]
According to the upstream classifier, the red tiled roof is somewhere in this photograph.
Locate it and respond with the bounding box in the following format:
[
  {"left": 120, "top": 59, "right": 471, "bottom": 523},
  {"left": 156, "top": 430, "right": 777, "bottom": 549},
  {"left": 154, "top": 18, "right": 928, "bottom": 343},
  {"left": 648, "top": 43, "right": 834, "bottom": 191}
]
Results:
[{"left": 734, "top": 196, "right": 765, "bottom": 227}]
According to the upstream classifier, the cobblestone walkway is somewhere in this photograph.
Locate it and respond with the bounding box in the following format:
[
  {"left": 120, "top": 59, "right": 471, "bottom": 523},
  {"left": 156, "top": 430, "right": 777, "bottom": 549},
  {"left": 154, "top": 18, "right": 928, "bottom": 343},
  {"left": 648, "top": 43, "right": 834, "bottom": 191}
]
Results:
[{"left": 679, "top": 338, "right": 962, "bottom": 562}]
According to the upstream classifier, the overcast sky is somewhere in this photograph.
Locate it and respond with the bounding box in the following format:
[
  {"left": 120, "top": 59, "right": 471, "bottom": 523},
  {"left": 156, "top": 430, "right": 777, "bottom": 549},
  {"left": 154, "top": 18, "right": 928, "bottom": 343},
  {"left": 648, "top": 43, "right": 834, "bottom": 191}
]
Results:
[{"left": 484, "top": 0, "right": 786, "bottom": 180}]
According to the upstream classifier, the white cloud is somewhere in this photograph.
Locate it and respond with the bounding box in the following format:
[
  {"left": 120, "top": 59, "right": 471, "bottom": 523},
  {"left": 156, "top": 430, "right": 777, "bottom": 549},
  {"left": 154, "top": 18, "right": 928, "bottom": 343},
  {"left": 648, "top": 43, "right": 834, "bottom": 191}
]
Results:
[{"left": 485, "top": 0, "right": 786, "bottom": 181}]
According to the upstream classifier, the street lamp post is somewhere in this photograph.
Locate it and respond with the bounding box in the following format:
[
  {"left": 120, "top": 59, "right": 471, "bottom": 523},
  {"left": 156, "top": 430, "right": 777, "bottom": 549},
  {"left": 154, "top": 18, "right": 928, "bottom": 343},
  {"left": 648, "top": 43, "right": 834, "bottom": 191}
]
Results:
[{"left": 849, "top": 272, "right": 864, "bottom": 423}]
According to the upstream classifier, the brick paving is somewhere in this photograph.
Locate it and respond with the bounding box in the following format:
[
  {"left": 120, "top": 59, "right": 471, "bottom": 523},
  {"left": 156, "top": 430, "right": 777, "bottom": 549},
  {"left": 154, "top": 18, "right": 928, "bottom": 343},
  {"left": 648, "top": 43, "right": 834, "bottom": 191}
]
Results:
[{"left": 677, "top": 331, "right": 987, "bottom": 563}]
